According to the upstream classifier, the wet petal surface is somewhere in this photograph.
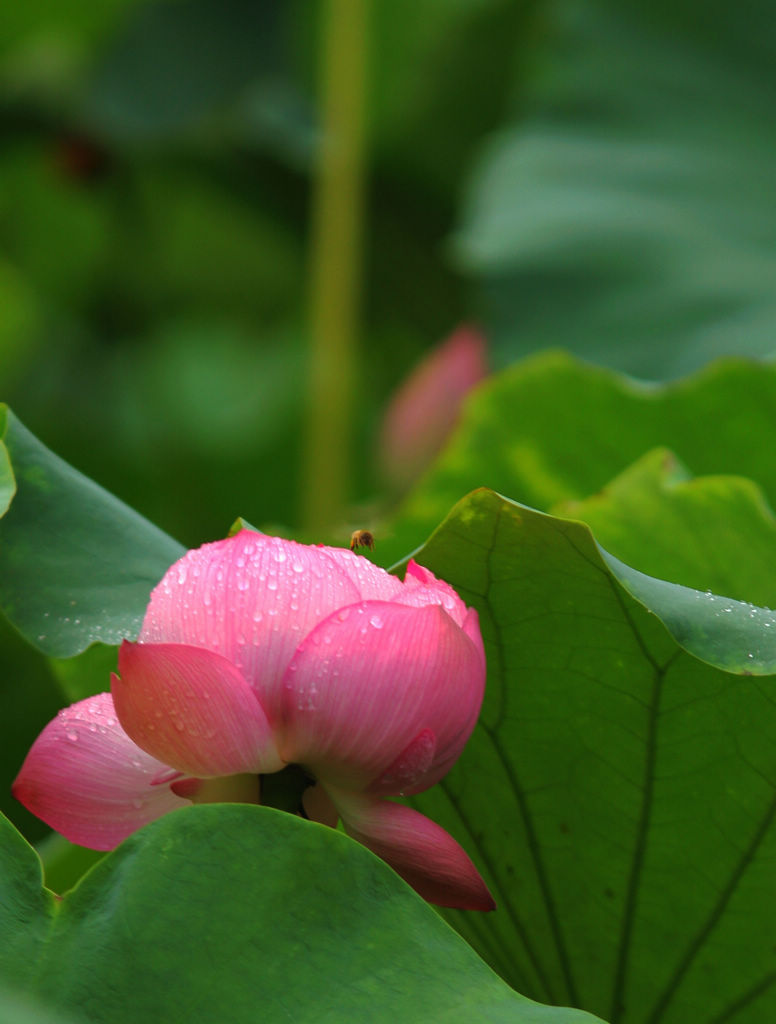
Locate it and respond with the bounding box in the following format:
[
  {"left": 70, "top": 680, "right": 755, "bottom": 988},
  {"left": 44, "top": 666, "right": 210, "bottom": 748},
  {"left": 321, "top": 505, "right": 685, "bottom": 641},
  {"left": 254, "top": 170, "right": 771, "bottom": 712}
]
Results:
[
  {"left": 12, "top": 692, "right": 189, "bottom": 851},
  {"left": 281, "top": 601, "right": 485, "bottom": 791},
  {"left": 113, "top": 641, "right": 283, "bottom": 778},
  {"left": 330, "top": 789, "right": 495, "bottom": 911}
]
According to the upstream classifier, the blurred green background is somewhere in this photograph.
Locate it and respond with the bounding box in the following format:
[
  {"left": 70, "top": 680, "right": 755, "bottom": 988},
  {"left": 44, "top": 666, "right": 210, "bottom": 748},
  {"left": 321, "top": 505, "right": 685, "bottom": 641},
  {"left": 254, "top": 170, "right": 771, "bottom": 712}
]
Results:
[{"left": 3, "top": 0, "right": 773, "bottom": 550}]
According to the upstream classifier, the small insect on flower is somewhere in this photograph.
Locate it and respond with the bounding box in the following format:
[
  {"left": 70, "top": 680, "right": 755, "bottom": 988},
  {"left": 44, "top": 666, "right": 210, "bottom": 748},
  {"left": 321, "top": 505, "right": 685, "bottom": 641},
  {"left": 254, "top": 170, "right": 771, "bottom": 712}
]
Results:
[{"left": 350, "top": 529, "right": 375, "bottom": 553}]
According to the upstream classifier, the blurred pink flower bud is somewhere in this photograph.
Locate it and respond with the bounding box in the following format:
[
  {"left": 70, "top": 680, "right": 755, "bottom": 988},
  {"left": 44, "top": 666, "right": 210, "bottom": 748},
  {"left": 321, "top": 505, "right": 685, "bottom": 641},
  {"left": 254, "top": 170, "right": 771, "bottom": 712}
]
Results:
[
  {"left": 379, "top": 324, "right": 488, "bottom": 491},
  {"left": 14, "top": 532, "right": 493, "bottom": 911}
]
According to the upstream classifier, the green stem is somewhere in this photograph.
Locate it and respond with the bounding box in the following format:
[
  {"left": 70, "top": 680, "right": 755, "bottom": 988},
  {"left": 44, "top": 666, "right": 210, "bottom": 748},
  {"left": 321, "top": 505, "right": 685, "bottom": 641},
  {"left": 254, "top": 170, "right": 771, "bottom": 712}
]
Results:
[{"left": 302, "top": 0, "right": 369, "bottom": 533}]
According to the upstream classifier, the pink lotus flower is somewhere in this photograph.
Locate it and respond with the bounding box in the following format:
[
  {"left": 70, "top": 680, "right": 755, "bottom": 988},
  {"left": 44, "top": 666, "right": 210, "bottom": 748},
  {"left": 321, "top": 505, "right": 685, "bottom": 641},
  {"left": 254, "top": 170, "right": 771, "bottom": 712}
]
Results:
[
  {"left": 14, "top": 531, "right": 494, "bottom": 911},
  {"left": 379, "top": 324, "right": 488, "bottom": 491}
]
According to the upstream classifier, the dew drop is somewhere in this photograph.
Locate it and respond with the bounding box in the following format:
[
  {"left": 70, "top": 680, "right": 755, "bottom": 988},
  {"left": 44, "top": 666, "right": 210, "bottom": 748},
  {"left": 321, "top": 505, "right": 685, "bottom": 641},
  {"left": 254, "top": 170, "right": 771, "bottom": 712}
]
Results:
[
  {"left": 369, "top": 614, "right": 384, "bottom": 629},
  {"left": 65, "top": 730, "right": 78, "bottom": 743},
  {"left": 131, "top": 798, "right": 144, "bottom": 809}
]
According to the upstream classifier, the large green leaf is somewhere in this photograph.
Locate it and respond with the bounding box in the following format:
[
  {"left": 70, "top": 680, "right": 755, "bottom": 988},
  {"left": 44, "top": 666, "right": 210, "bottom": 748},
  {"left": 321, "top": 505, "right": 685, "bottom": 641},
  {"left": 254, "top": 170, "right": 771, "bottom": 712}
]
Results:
[
  {"left": 381, "top": 352, "right": 776, "bottom": 573},
  {"left": 0, "top": 616, "right": 63, "bottom": 841},
  {"left": 454, "top": 0, "right": 776, "bottom": 378},
  {"left": 0, "top": 406, "right": 184, "bottom": 658},
  {"left": 0, "top": 986, "right": 81, "bottom": 1024},
  {"left": 553, "top": 448, "right": 776, "bottom": 606},
  {"left": 407, "top": 489, "right": 776, "bottom": 1023},
  {"left": 0, "top": 806, "right": 601, "bottom": 1024}
]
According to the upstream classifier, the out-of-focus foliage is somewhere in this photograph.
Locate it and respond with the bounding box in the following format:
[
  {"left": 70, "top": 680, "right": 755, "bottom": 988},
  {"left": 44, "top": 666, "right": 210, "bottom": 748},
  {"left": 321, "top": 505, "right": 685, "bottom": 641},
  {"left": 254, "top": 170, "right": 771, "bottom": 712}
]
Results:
[
  {"left": 0, "top": 0, "right": 532, "bottom": 545},
  {"left": 455, "top": 0, "right": 776, "bottom": 378},
  {"left": 2, "top": 0, "right": 773, "bottom": 539}
]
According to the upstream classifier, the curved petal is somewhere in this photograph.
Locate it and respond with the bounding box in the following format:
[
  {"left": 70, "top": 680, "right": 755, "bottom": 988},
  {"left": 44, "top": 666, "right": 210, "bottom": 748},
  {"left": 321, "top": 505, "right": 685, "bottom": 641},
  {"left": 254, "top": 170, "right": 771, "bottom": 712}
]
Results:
[
  {"left": 378, "top": 324, "right": 487, "bottom": 490},
  {"left": 281, "top": 601, "right": 485, "bottom": 792},
  {"left": 139, "top": 531, "right": 362, "bottom": 715},
  {"left": 12, "top": 692, "right": 190, "bottom": 851},
  {"left": 368, "top": 728, "right": 437, "bottom": 797},
  {"left": 399, "top": 560, "right": 469, "bottom": 628},
  {"left": 113, "top": 641, "right": 283, "bottom": 778},
  {"left": 330, "top": 789, "right": 495, "bottom": 911},
  {"left": 315, "top": 547, "right": 404, "bottom": 602}
]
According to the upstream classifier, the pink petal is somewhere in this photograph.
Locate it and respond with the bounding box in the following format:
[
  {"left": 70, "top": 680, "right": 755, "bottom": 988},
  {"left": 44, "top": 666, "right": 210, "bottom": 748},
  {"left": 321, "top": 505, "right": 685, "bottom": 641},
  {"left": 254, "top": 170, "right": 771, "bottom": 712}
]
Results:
[
  {"left": 397, "top": 559, "right": 470, "bottom": 628},
  {"left": 280, "top": 601, "right": 485, "bottom": 793},
  {"left": 139, "top": 531, "right": 362, "bottom": 717},
  {"left": 378, "top": 324, "right": 488, "bottom": 490},
  {"left": 368, "top": 727, "right": 437, "bottom": 797},
  {"left": 12, "top": 692, "right": 190, "bottom": 851},
  {"left": 330, "top": 789, "right": 495, "bottom": 911},
  {"left": 314, "top": 547, "right": 404, "bottom": 602},
  {"left": 113, "top": 641, "right": 283, "bottom": 777}
]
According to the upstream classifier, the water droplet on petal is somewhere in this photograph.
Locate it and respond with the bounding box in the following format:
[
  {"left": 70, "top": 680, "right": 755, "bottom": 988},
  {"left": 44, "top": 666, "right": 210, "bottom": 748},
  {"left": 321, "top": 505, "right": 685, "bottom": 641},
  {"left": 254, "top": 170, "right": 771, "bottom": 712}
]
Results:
[
  {"left": 65, "top": 730, "right": 78, "bottom": 743},
  {"left": 369, "top": 614, "right": 384, "bottom": 629}
]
